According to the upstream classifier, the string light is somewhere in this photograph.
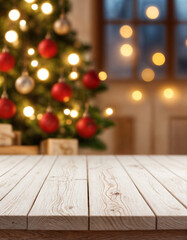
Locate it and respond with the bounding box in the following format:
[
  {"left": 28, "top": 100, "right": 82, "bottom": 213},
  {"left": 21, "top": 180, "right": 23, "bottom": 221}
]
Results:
[
  {"left": 70, "top": 110, "right": 78, "bottom": 118},
  {"left": 69, "top": 71, "right": 79, "bottom": 80},
  {"left": 19, "top": 20, "right": 27, "bottom": 31},
  {"left": 5, "top": 30, "right": 18, "bottom": 43},
  {"left": 41, "top": 2, "right": 53, "bottom": 15},
  {"left": 163, "top": 88, "right": 174, "bottom": 99},
  {"left": 24, "top": 0, "right": 35, "bottom": 3},
  {"left": 120, "top": 44, "right": 133, "bottom": 57},
  {"left": 37, "top": 113, "right": 43, "bottom": 120},
  {"left": 23, "top": 106, "right": 34, "bottom": 117},
  {"left": 104, "top": 107, "right": 113, "bottom": 116},
  {"left": 146, "top": 6, "right": 159, "bottom": 20},
  {"left": 27, "top": 48, "right": 35, "bottom": 55},
  {"left": 8, "top": 9, "right": 20, "bottom": 21},
  {"left": 64, "top": 108, "right": 70, "bottom": 115},
  {"left": 31, "top": 3, "right": 38, "bottom": 10},
  {"left": 37, "top": 68, "right": 49, "bottom": 81},
  {"left": 120, "top": 25, "right": 133, "bottom": 38},
  {"left": 152, "top": 52, "right": 165, "bottom": 66},
  {"left": 132, "top": 90, "right": 143, "bottom": 101},
  {"left": 98, "top": 71, "right": 107, "bottom": 81},
  {"left": 141, "top": 68, "right": 155, "bottom": 82},
  {"left": 31, "top": 60, "right": 38, "bottom": 67},
  {"left": 66, "top": 119, "right": 72, "bottom": 125},
  {"left": 68, "top": 53, "right": 80, "bottom": 65}
]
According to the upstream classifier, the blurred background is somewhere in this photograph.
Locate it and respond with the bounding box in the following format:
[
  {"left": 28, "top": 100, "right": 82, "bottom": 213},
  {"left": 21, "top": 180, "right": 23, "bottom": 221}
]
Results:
[{"left": 70, "top": 0, "right": 187, "bottom": 155}]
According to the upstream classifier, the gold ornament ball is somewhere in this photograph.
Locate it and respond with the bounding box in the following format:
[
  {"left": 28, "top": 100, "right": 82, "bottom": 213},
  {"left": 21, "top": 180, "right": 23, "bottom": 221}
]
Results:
[
  {"left": 15, "top": 72, "right": 35, "bottom": 94},
  {"left": 53, "top": 15, "right": 71, "bottom": 35}
]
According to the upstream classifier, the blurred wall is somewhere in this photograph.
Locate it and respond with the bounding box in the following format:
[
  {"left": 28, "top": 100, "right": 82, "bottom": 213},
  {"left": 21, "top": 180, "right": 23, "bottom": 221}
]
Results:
[{"left": 69, "top": 0, "right": 187, "bottom": 154}]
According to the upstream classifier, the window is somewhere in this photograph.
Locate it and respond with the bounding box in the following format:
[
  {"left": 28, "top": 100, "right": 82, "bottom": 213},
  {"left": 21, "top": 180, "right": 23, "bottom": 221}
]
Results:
[{"left": 96, "top": 0, "right": 187, "bottom": 81}]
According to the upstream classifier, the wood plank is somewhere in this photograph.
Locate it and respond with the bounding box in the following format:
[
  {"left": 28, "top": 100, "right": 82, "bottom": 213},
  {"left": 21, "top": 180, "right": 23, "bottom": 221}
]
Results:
[
  {"left": 117, "top": 156, "right": 187, "bottom": 230},
  {"left": 0, "top": 146, "right": 39, "bottom": 155},
  {"left": 87, "top": 155, "right": 155, "bottom": 231},
  {"left": 0, "top": 156, "right": 56, "bottom": 230},
  {"left": 0, "top": 230, "right": 187, "bottom": 240},
  {"left": 134, "top": 156, "right": 187, "bottom": 208},
  {"left": 28, "top": 156, "right": 88, "bottom": 231},
  {"left": 0, "top": 155, "right": 41, "bottom": 200},
  {"left": 151, "top": 155, "right": 187, "bottom": 181},
  {"left": 168, "top": 155, "right": 187, "bottom": 168},
  {"left": 0, "top": 155, "right": 26, "bottom": 178}
]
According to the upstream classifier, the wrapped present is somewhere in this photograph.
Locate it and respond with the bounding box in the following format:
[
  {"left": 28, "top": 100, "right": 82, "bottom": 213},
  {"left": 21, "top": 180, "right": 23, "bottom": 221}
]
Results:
[
  {"left": 0, "top": 124, "right": 15, "bottom": 146},
  {"left": 40, "top": 138, "right": 78, "bottom": 155}
]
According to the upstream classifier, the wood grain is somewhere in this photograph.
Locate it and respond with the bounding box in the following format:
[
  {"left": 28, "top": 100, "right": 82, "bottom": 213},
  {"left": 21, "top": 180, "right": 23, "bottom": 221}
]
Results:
[
  {"left": 151, "top": 155, "right": 187, "bottom": 181},
  {"left": 0, "top": 156, "right": 56, "bottom": 230},
  {"left": 135, "top": 155, "right": 187, "bottom": 208},
  {"left": 28, "top": 156, "right": 88, "bottom": 230},
  {"left": 87, "top": 155, "right": 155, "bottom": 231},
  {"left": 0, "top": 230, "right": 186, "bottom": 240},
  {"left": 0, "top": 155, "right": 40, "bottom": 200},
  {"left": 0, "top": 146, "right": 39, "bottom": 155},
  {"left": 0, "top": 156, "right": 25, "bottom": 177},
  {"left": 117, "top": 156, "right": 187, "bottom": 230}
]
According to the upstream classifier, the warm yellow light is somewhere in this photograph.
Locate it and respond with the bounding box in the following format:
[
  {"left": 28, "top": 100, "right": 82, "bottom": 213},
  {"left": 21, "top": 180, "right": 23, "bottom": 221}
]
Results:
[
  {"left": 120, "top": 44, "right": 133, "bottom": 57},
  {"left": 141, "top": 68, "right": 155, "bottom": 82},
  {"left": 132, "top": 90, "right": 143, "bottom": 101},
  {"left": 105, "top": 107, "right": 113, "bottom": 116},
  {"left": 66, "top": 119, "right": 72, "bottom": 125},
  {"left": 23, "top": 106, "right": 34, "bottom": 117},
  {"left": 68, "top": 53, "right": 80, "bottom": 65},
  {"left": 41, "top": 2, "right": 53, "bottom": 15},
  {"left": 37, "top": 113, "right": 42, "bottom": 120},
  {"left": 31, "top": 3, "right": 38, "bottom": 10},
  {"left": 64, "top": 108, "right": 70, "bottom": 115},
  {"left": 5, "top": 30, "right": 18, "bottom": 43},
  {"left": 163, "top": 88, "right": 174, "bottom": 99},
  {"left": 69, "top": 71, "right": 79, "bottom": 80},
  {"left": 8, "top": 9, "right": 20, "bottom": 21},
  {"left": 31, "top": 60, "right": 38, "bottom": 67},
  {"left": 185, "top": 39, "right": 187, "bottom": 47},
  {"left": 24, "top": 0, "right": 35, "bottom": 3},
  {"left": 120, "top": 25, "right": 133, "bottom": 38},
  {"left": 98, "top": 71, "right": 107, "bottom": 81},
  {"left": 152, "top": 52, "right": 165, "bottom": 66},
  {"left": 146, "top": 6, "right": 160, "bottom": 19},
  {"left": 37, "top": 68, "right": 49, "bottom": 81},
  {"left": 19, "top": 19, "right": 27, "bottom": 31},
  {"left": 70, "top": 110, "right": 78, "bottom": 118},
  {"left": 28, "top": 48, "right": 35, "bottom": 56}
]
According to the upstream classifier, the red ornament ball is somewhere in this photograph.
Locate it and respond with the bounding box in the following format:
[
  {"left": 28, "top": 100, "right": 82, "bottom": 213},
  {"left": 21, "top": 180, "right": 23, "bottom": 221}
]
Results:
[
  {"left": 83, "top": 70, "right": 100, "bottom": 90},
  {"left": 39, "top": 112, "right": 59, "bottom": 133},
  {"left": 0, "top": 98, "right": 16, "bottom": 119},
  {"left": 51, "top": 82, "right": 72, "bottom": 102},
  {"left": 0, "top": 52, "right": 15, "bottom": 72},
  {"left": 38, "top": 39, "right": 58, "bottom": 58},
  {"left": 76, "top": 116, "right": 98, "bottom": 138}
]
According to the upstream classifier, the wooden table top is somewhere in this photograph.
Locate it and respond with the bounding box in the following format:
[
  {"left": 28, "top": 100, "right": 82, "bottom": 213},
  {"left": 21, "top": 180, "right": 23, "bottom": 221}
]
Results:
[{"left": 0, "top": 155, "right": 186, "bottom": 231}]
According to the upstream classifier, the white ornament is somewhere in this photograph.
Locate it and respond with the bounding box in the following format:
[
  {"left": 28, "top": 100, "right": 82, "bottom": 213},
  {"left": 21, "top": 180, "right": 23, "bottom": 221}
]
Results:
[
  {"left": 53, "top": 14, "right": 71, "bottom": 35},
  {"left": 15, "top": 71, "right": 35, "bottom": 94}
]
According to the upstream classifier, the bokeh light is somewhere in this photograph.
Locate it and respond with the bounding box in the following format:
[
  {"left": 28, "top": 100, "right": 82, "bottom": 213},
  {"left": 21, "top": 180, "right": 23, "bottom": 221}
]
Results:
[
  {"left": 31, "top": 4, "right": 38, "bottom": 10},
  {"left": 24, "top": 0, "right": 35, "bottom": 3},
  {"left": 120, "top": 25, "right": 133, "bottom": 38},
  {"left": 152, "top": 52, "right": 165, "bottom": 66},
  {"left": 19, "top": 20, "right": 27, "bottom": 31},
  {"left": 31, "top": 60, "right": 38, "bottom": 67},
  {"left": 104, "top": 107, "right": 113, "bottom": 116},
  {"left": 28, "top": 48, "right": 35, "bottom": 55},
  {"left": 141, "top": 68, "right": 155, "bottom": 82},
  {"left": 132, "top": 90, "right": 143, "bottom": 101},
  {"left": 146, "top": 6, "right": 160, "bottom": 20},
  {"left": 41, "top": 2, "right": 53, "bottom": 15},
  {"left": 163, "top": 88, "right": 174, "bottom": 99},
  {"left": 120, "top": 44, "right": 133, "bottom": 57},
  {"left": 5, "top": 30, "right": 18, "bottom": 43},
  {"left": 64, "top": 108, "right": 70, "bottom": 115},
  {"left": 23, "top": 106, "right": 34, "bottom": 117},
  {"left": 37, "top": 68, "right": 49, "bottom": 81},
  {"left": 70, "top": 110, "right": 78, "bottom": 118},
  {"left": 69, "top": 71, "right": 79, "bottom": 80},
  {"left": 8, "top": 9, "right": 20, "bottom": 21},
  {"left": 68, "top": 53, "right": 80, "bottom": 65},
  {"left": 98, "top": 71, "right": 107, "bottom": 81}
]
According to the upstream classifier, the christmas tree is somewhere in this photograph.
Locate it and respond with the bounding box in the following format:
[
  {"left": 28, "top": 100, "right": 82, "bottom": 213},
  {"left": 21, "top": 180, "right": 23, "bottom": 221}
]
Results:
[{"left": 0, "top": 0, "right": 114, "bottom": 149}]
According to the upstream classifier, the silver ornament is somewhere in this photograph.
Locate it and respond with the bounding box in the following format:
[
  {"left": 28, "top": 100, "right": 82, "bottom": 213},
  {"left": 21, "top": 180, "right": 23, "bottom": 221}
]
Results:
[
  {"left": 53, "top": 14, "right": 71, "bottom": 35},
  {"left": 15, "top": 71, "right": 35, "bottom": 94}
]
